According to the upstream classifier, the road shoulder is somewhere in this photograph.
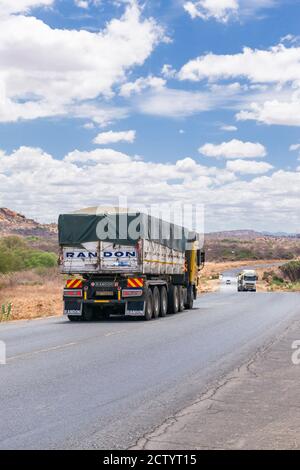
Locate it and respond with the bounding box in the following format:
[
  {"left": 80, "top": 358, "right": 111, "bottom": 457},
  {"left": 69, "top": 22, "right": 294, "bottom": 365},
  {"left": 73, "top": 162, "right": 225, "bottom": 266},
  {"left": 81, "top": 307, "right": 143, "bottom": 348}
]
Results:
[{"left": 133, "top": 318, "right": 300, "bottom": 450}]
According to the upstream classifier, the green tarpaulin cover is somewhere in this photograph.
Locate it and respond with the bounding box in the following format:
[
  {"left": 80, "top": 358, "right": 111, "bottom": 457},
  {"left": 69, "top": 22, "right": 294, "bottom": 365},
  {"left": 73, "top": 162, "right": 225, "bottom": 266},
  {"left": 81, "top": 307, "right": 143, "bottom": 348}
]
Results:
[{"left": 58, "top": 212, "right": 197, "bottom": 252}]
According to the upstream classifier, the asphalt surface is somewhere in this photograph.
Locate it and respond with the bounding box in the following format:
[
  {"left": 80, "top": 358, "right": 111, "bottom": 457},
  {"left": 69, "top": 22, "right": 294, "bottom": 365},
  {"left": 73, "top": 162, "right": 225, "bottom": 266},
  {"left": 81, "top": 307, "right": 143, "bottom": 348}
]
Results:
[{"left": 0, "top": 279, "right": 299, "bottom": 449}]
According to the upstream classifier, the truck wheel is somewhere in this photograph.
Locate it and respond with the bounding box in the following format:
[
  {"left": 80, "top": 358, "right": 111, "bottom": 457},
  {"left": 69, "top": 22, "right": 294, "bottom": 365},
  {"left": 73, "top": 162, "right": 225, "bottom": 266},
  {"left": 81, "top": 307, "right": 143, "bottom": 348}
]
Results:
[
  {"left": 152, "top": 287, "right": 160, "bottom": 319},
  {"left": 82, "top": 304, "right": 94, "bottom": 322},
  {"left": 68, "top": 315, "right": 81, "bottom": 322},
  {"left": 178, "top": 286, "right": 184, "bottom": 312},
  {"left": 160, "top": 287, "right": 168, "bottom": 317},
  {"left": 185, "top": 286, "right": 194, "bottom": 310},
  {"left": 193, "top": 285, "right": 197, "bottom": 300},
  {"left": 144, "top": 289, "right": 153, "bottom": 321},
  {"left": 168, "top": 285, "right": 179, "bottom": 314}
]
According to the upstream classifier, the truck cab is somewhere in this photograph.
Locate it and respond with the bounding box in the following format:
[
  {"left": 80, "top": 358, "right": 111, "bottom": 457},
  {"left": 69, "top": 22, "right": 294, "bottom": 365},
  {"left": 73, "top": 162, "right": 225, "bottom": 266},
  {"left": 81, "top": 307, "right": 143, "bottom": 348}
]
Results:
[{"left": 237, "top": 270, "right": 257, "bottom": 292}]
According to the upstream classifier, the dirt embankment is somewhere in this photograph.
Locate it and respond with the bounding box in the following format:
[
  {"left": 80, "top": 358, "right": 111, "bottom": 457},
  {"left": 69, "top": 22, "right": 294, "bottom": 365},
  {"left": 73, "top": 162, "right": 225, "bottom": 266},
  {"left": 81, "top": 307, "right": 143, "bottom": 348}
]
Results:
[{"left": 0, "top": 268, "right": 63, "bottom": 321}]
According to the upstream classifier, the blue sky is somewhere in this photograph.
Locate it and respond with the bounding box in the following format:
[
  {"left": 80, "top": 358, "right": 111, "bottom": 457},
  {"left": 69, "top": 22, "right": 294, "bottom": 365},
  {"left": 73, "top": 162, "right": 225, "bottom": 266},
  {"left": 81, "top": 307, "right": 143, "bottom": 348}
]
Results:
[{"left": 0, "top": 0, "right": 299, "bottom": 232}]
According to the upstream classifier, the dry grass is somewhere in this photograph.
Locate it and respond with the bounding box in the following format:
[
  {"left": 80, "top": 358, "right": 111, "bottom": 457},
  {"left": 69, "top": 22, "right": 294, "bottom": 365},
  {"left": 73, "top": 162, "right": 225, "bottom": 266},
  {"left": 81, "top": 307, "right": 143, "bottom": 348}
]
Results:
[
  {"left": 0, "top": 267, "right": 64, "bottom": 321},
  {"left": 0, "top": 259, "right": 297, "bottom": 322},
  {"left": 255, "top": 264, "right": 300, "bottom": 292}
]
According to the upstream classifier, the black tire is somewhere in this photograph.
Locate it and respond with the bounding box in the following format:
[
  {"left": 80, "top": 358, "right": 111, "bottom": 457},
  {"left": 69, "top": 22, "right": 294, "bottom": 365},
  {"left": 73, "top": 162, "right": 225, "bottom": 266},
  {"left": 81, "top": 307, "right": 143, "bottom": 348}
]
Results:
[
  {"left": 168, "top": 285, "right": 179, "bottom": 314},
  {"left": 68, "top": 315, "right": 81, "bottom": 322},
  {"left": 193, "top": 285, "right": 197, "bottom": 300},
  {"left": 144, "top": 289, "right": 153, "bottom": 321},
  {"left": 152, "top": 287, "right": 160, "bottom": 319},
  {"left": 82, "top": 304, "right": 94, "bottom": 321},
  {"left": 160, "top": 286, "right": 168, "bottom": 317},
  {"left": 178, "top": 286, "right": 184, "bottom": 312},
  {"left": 185, "top": 285, "right": 194, "bottom": 310}
]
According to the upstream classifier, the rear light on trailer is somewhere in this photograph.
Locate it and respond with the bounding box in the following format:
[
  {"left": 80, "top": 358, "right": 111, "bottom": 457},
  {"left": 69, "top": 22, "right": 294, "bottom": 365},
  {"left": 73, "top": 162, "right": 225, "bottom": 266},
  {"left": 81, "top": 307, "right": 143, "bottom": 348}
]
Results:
[
  {"left": 64, "top": 289, "right": 82, "bottom": 298},
  {"left": 122, "top": 289, "right": 143, "bottom": 298}
]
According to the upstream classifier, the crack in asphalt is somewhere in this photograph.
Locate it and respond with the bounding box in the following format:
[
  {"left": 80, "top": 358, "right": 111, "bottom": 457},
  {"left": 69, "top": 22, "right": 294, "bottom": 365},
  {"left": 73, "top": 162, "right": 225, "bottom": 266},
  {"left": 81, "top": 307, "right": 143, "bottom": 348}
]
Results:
[{"left": 130, "top": 318, "right": 299, "bottom": 450}]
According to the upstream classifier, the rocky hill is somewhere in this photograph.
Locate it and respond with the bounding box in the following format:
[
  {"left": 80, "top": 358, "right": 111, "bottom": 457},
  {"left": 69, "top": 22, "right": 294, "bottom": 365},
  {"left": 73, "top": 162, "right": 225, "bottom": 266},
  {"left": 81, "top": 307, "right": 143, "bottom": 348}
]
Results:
[
  {"left": 0, "top": 208, "right": 57, "bottom": 238},
  {"left": 206, "top": 229, "right": 299, "bottom": 240}
]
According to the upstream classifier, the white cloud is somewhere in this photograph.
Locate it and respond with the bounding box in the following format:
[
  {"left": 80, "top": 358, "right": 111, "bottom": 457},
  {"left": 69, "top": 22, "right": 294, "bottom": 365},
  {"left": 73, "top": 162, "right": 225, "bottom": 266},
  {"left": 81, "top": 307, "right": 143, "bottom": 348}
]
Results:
[
  {"left": 74, "top": 0, "right": 89, "bottom": 8},
  {"left": 119, "top": 75, "right": 166, "bottom": 97},
  {"left": 226, "top": 159, "right": 273, "bottom": 174},
  {"left": 184, "top": 0, "right": 238, "bottom": 23},
  {"left": 221, "top": 125, "right": 238, "bottom": 131},
  {"left": 199, "top": 139, "right": 267, "bottom": 159},
  {"left": 93, "top": 130, "right": 136, "bottom": 145},
  {"left": 236, "top": 98, "right": 300, "bottom": 126},
  {"left": 0, "top": 146, "right": 299, "bottom": 232},
  {"left": 161, "top": 64, "right": 177, "bottom": 79},
  {"left": 0, "top": 1, "right": 164, "bottom": 122},
  {"left": 183, "top": 0, "right": 277, "bottom": 23},
  {"left": 179, "top": 44, "right": 300, "bottom": 84},
  {"left": 0, "top": 0, "right": 54, "bottom": 15},
  {"left": 74, "top": 104, "right": 129, "bottom": 128},
  {"left": 136, "top": 88, "right": 215, "bottom": 117},
  {"left": 64, "top": 148, "right": 134, "bottom": 164},
  {"left": 178, "top": 42, "right": 300, "bottom": 127},
  {"left": 74, "top": 0, "right": 102, "bottom": 8},
  {"left": 290, "top": 144, "right": 300, "bottom": 152},
  {"left": 83, "top": 122, "right": 95, "bottom": 130}
]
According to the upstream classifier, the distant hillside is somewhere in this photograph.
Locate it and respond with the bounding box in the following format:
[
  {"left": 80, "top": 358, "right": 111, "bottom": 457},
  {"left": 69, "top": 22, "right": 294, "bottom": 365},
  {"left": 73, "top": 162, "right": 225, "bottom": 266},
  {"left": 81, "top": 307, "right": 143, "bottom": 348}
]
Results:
[
  {"left": 204, "top": 232, "right": 300, "bottom": 262},
  {"left": 206, "top": 229, "right": 299, "bottom": 240},
  {"left": 0, "top": 208, "right": 57, "bottom": 238},
  {"left": 0, "top": 208, "right": 57, "bottom": 252},
  {"left": 0, "top": 208, "right": 299, "bottom": 261}
]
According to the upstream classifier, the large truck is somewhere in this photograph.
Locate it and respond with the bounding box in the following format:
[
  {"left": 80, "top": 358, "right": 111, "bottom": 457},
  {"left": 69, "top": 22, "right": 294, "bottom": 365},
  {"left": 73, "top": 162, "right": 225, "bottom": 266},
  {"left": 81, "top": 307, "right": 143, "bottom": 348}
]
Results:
[
  {"left": 237, "top": 269, "right": 257, "bottom": 292},
  {"left": 58, "top": 209, "right": 205, "bottom": 321}
]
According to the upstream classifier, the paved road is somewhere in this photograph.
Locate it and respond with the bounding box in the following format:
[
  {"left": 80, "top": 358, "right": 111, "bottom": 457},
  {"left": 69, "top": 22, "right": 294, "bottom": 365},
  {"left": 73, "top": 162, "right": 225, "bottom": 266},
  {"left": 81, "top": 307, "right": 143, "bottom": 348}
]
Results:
[
  {"left": 0, "top": 289, "right": 299, "bottom": 449},
  {"left": 220, "top": 262, "right": 283, "bottom": 293}
]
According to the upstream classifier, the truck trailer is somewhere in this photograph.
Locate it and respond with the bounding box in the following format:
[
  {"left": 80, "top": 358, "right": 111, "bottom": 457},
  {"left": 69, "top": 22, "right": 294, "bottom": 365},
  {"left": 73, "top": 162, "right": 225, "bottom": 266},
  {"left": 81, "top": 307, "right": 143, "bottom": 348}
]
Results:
[{"left": 58, "top": 209, "right": 205, "bottom": 321}]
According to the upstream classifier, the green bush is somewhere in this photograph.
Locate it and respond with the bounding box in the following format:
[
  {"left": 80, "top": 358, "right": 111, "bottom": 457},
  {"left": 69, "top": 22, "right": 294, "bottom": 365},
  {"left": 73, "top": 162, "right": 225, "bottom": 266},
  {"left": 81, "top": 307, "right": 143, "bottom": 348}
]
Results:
[
  {"left": 280, "top": 261, "right": 300, "bottom": 282},
  {"left": 1, "top": 303, "right": 12, "bottom": 321},
  {"left": 272, "top": 275, "right": 285, "bottom": 285},
  {"left": 235, "top": 249, "right": 258, "bottom": 260},
  {"left": 24, "top": 251, "right": 57, "bottom": 269},
  {"left": 0, "top": 236, "right": 57, "bottom": 274}
]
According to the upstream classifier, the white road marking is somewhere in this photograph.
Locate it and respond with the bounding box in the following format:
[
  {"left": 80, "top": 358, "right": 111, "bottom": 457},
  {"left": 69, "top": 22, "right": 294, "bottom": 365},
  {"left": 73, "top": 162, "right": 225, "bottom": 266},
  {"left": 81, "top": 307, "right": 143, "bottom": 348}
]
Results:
[{"left": 7, "top": 342, "right": 76, "bottom": 362}]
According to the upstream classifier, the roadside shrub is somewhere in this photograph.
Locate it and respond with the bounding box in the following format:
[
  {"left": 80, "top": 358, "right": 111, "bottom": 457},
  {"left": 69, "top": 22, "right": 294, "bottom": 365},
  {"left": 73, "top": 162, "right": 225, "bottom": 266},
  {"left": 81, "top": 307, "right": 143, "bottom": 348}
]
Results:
[
  {"left": 280, "top": 261, "right": 300, "bottom": 282},
  {"left": 262, "top": 271, "right": 272, "bottom": 282},
  {"left": 0, "top": 236, "right": 57, "bottom": 274},
  {"left": 235, "top": 249, "right": 258, "bottom": 260},
  {"left": 0, "top": 303, "right": 12, "bottom": 322},
  {"left": 24, "top": 251, "right": 57, "bottom": 269},
  {"left": 211, "top": 274, "right": 219, "bottom": 280},
  {"left": 272, "top": 275, "right": 285, "bottom": 285}
]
